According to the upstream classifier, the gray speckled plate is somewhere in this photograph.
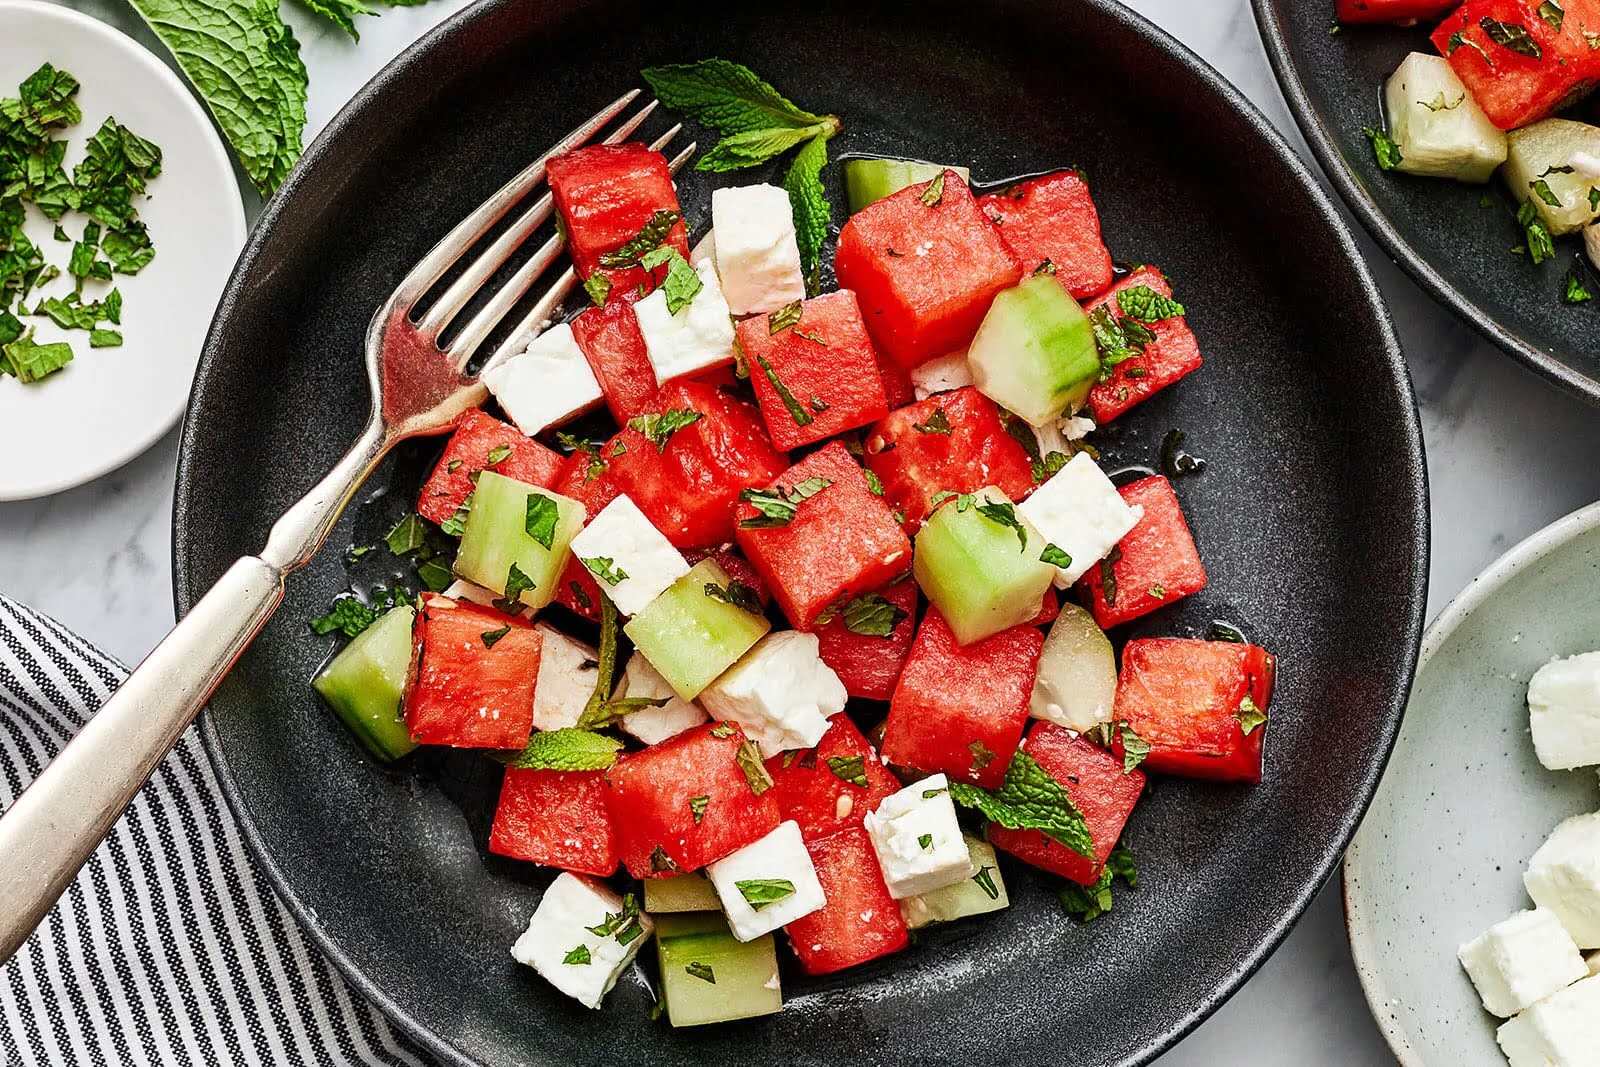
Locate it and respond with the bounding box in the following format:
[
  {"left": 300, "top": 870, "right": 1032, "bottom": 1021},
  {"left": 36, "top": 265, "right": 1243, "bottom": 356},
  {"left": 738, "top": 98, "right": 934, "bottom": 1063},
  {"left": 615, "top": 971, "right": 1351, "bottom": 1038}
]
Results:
[{"left": 1345, "top": 502, "right": 1600, "bottom": 1065}]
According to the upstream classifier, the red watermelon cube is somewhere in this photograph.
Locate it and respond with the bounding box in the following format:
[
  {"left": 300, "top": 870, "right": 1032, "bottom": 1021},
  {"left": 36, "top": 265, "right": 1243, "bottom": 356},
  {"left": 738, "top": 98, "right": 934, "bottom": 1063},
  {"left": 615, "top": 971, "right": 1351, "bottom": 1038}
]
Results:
[
  {"left": 488, "top": 768, "right": 618, "bottom": 876},
  {"left": 1336, "top": 0, "right": 1458, "bottom": 21},
  {"left": 1031, "top": 588, "right": 1061, "bottom": 627},
  {"left": 570, "top": 292, "right": 663, "bottom": 423},
  {"left": 550, "top": 440, "right": 625, "bottom": 621},
  {"left": 986, "top": 724, "right": 1145, "bottom": 886},
  {"left": 1113, "top": 638, "right": 1277, "bottom": 783},
  {"left": 811, "top": 578, "right": 919, "bottom": 701},
  {"left": 1085, "top": 267, "right": 1203, "bottom": 425},
  {"left": 1079, "top": 476, "right": 1207, "bottom": 629},
  {"left": 404, "top": 594, "right": 540, "bottom": 749},
  {"left": 784, "top": 825, "right": 909, "bottom": 975},
  {"left": 416, "top": 409, "right": 562, "bottom": 525},
  {"left": 876, "top": 350, "right": 917, "bottom": 410},
  {"left": 881, "top": 610, "right": 1042, "bottom": 788},
  {"left": 977, "top": 171, "right": 1114, "bottom": 301},
  {"left": 546, "top": 143, "right": 689, "bottom": 293},
  {"left": 835, "top": 170, "right": 1023, "bottom": 369},
  {"left": 603, "top": 722, "right": 782, "bottom": 877},
  {"left": 737, "top": 290, "right": 891, "bottom": 451},
  {"left": 764, "top": 714, "right": 902, "bottom": 839},
  {"left": 1431, "top": 1, "right": 1600, "bottom": 130}
]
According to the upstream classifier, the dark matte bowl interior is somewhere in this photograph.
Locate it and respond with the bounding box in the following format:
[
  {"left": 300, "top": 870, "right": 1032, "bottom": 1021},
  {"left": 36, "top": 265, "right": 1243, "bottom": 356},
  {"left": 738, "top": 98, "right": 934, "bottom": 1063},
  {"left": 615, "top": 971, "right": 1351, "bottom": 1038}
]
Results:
[
  {"left": 1254, "top": 0, "right": 1600, "bottom": 405},
  {"left": 173, "top": 2, "right": 1429, "bottom": 1065}
]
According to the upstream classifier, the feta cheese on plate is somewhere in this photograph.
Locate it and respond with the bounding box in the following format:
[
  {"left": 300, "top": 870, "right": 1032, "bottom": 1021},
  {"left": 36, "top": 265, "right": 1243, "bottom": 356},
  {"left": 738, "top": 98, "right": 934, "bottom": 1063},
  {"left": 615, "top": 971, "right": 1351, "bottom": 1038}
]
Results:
[
  {"left": 705, "top": 820, "right": 827, "bottom": 941},
  {"left": 1526, "top": 652, "right": 1600, "bottom": 770},
  {"left": 441, "top": 579, "right": 497, "bottom": 608},
  {"left": 910, "top": 350, "right": 973, "bottom": 400},
  {"left": 481, "top": 321, "right": 603, "bottom": 436},
  {"left": 510, "top": 872, "right": 651, "bottom": 1009},
  {"left": 531, "top": 624, "right": 599, "bottom": 731},
  {"left": 618, "top": 652, "right": 708, "bottom": 745},
  {"left": 710, "top": 185, "right": 805, "bottom": 316},
  {"left": 1524, "top": 812, "right": 1600, "bottom": 948},
  {"left": 634, "top": 262, "right": 736, "bottom": 385},
  {"left": 863, "top": 774, "right": 975, "bottom": 900},
  {"left": 1495, "top": 972, "right": 1600, "bottom": 1067},
  {"left": 700, "top": 631, "right": 845, "bottom": 758},
  {"left": 1458, "top": 907, "right": 1589, "bottom": 1017},
  {"left": 1016, "top": 451, "right": 1143, "bottom": 587},
  {"left": 689, "top": 230, "right": 717, "bottom": 269},
  {"left": 568, "top": 494, "right": 690, "bottom": 616}
]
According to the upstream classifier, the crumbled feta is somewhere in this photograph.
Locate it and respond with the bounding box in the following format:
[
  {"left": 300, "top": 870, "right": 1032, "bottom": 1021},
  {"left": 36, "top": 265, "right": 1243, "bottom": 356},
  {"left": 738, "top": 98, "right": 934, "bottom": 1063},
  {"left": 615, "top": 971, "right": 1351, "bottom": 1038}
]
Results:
[
  {"left": 710, "top": 185, "right": 805, "bottom": 315},
  {"left": 441, "top": 579, "right": 498, "bottom": 608},
  {"left": 1017, "top": 451, "right": 1143, "bottom": 587},
  {"left": 700, "top": 631, "right": 845, "bottom": 758},
  {"left": 1524, "top": 812, "right": 1600, "bottom": 948},
  {"left": 705, "top": 820, "right": 826, "bottom": 941},
  {"left": 863, "top": 774, "right": 974, "bottom": 900},
  {"left": 568, "top": 495, "right": 689, "bottom": 616},
  {"left": 481, "top": 321, "right": 603, "bottom": 436},
  {"left": 1526, "top": 652, "right": 1600, "bottom": 770},
  {"left": 634, "top": 262, "right": 736, "bottom": 385},
  {"left": 1458, "top": 908, "right": 1589, "bottom": 1017},
  {"left": 910, "top": 350, "right": 973, "bottom": 400},
  {"left": 1496, "top": 972, "right": 1600, "bottom": 1067},
  {"left": 617, "top": 652, "right": 707, "bottom": 745},
  {"left": 510, "top": 873, "right": 651, "bottom": 1009},
  {"left": 531, "top": 625, "right": 599, "bottom": 731}
]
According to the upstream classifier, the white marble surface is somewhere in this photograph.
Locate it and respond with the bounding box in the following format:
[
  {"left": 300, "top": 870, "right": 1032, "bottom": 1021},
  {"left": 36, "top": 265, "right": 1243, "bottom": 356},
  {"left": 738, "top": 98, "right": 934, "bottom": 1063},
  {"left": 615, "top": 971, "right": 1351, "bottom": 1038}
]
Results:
[{"left": 4, "top": 0, "right": 1600, "bottom": 1061}]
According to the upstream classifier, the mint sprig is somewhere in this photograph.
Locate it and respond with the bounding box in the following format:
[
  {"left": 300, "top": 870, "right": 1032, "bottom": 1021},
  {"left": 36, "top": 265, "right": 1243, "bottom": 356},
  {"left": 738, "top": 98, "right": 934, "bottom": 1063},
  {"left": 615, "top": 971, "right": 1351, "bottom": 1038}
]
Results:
[{"left": 948, "top": 751, "right": 1094, "bottom": 858}]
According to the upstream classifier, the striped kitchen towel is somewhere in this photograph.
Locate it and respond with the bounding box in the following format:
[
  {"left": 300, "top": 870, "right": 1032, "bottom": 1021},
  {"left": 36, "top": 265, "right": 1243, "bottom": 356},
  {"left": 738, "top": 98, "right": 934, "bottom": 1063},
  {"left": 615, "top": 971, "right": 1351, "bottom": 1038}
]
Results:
[{"left": 0, "top": 593, "right": 432, "bottom": 1067}]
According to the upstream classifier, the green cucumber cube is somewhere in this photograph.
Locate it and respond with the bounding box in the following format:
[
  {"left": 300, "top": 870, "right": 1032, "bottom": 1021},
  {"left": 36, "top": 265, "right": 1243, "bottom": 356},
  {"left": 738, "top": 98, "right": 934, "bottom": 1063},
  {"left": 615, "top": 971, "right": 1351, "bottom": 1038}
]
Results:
[
  {"left": 1383, "top": 52, "right": 1506, "bottom": 183},
  {"left": 623, "top": 559, "right": 770, "bottom": 701},
  {"left": 654, "top": 913, "right": 782, "bottom": 1027},
  {"left": 454, "top": 471, "right": 585, "bottom": 613},
  {"left": 844, "top": 157, "right": 972, "bottom": 213},
  {"left": 912, "top": 486, "right": 1055, "bottom": 646},
  {"left": 643, "top": 873, "right": 721, "bottom": 914},
  {"left": 900, "top": 835, "right": 1009, "bottom": 928},
  {"left": 1504, "top": 119, "right": 1600, "bottom": 236},
  {"left": 311, "top": 605, "right": 418, "bottom": 761},
  {"left": 968, "top": 274, "right": 1099, "bottom": 427}
]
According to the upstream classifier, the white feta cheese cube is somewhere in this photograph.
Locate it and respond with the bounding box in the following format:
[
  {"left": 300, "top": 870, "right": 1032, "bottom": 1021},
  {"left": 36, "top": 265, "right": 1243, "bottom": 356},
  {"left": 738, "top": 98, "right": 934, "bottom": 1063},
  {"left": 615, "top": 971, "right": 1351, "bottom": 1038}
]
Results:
[
  {"left": 700, "top": 631, "right": 844, "bottom": 758},
  {"left": 1531, "top": 653, "right": 1600, "bottom": 770},
  {"left": 441, "top": 579, "right": 498, "bottom": 608},
  {"left": 481, "top": 321, "right": 603, "bottom": 436},
  {"left": 531, "top": 625, "right": 599, "bottom": 732},
  {"left": 634, "top": 262, "right": 736, "bottom": 385},
  {"left": 710, "top": 185, "right": 805, "bottom": 316},
  {"left": 510, "top": 872, "right": 651, "bottom": 1009},
  {"left": 910, "top": 350, "right": 973, "bottom": 400},
  {"left": 1016, "top": 451, "right": 1143, "bottom": 587},
  {"left": 863, "top": 774, "right": 975, "bottom": 900},
  {"left": 618, "top": 652, "right": 708, "bottom": 745},
  {"left": 1458, "top": 907, "right": 1589, "bottom": 1017},
  {"left": 568, "top": 495, "right": 690, "bottom": 616},
  {"left": 1496, "top": 972, "right": 1600, "bottom": 1067},
  {"left": 705, "top": 820, "right": 826, "bottom": 941},
  {"left": 1524, "top": 812, "right": 1600, "bottom": 948}
]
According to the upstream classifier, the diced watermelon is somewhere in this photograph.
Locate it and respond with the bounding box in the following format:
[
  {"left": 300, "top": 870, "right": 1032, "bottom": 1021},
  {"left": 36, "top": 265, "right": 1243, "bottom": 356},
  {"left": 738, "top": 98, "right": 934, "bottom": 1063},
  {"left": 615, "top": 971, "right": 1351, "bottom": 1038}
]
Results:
[
  {"left": 404, "top": 594, "right": 539, "bottom": 749},
  {"left": 569, "top": 292, "right": 663, "bottom": 423},
  {"left": 986, "top": 724, "right": 1145, "bottom": 886},
  {"left": 764, "top": 714, "right": 902, "bottom": 839},
  {"left": 1336, "top": 0, "right": 1460, "bottom": 22},
  {"left": 1078, "top": 476, "right": 1207, "bottom": 629},
  {"left": 876, "top": 351, "right": 917, "bottom": 410},
  {"left": 550, "top": 443, "right": 625, "bottom": 621},
  {"left": 1113, "top": 638, "right": 1277, "bottom": 783},
  {"left": 734, "top": 441, "right": 912, "bottom": 628},
  {"left": 881, "top": 609, "right": 1042, "bottom": 788},
  {"left": 977, "top": 171, "right": 1113, "bottom": 301},
  {"left": 488, "top": 768, "right": 618, "bottom": 876},
  {"left": 545, "top": 144, "right": 689, "bottom": 293},
  {"left": 864, "top": 386, "right": 1036, "bottom": 532},
  {"left": 811, "top": 578, "right": 919, "bottom": 701},
  {"left": 684, "top": 545, "right": 771, "bottom": 608},
  {"left": 834, "top": 171, "right": 1023, "bottom": 369},
  {"left": 784, "top": 825, "right": 909, "bottom": 975},
  {"left": 1084, "top": 267, "right": 1202, "bottom": 425},
  {"left": 1031, "top": 588, "right": 1061, "bottom": 627},
  {"left": 602, "top": 722, "right": 782, "bottom": 877},
  {"left": 610, "top": 379, "right": 787, "bottom": 549},
  {"left": 416, "top": 409, "right": 562, "bottom": 525},
  {"left": 1431, "top": 1, "right": 1600, "bottom": 130}
]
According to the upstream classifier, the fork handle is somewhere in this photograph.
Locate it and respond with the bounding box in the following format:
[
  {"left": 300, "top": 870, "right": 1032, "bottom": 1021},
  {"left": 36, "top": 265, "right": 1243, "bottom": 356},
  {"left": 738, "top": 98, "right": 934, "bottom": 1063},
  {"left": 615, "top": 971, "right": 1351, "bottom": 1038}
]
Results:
[{"left": 0, "top": 417, "right": 390, "bottom": 966}]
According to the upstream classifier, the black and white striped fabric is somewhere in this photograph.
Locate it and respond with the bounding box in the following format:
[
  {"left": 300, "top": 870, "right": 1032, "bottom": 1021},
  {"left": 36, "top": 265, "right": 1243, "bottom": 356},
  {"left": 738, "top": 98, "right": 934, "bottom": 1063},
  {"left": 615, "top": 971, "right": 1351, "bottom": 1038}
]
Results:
[{"left": 0, "top": 594, "right": 434, "bottom": 1066}]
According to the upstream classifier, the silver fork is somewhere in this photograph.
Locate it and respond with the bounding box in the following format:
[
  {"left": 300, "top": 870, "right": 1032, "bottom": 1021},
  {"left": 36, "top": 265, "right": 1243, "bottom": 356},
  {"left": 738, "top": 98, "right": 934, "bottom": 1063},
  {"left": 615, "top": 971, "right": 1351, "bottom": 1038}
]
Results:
[{"left": 0, "top": 92, "right": 695, "bottom": 965}]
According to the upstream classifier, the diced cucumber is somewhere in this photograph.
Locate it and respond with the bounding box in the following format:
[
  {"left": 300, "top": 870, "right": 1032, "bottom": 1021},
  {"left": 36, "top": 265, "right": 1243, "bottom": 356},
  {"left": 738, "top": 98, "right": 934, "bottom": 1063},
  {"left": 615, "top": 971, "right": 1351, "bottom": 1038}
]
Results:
[
  {"left": 844, "top": 157, "right": 972, "bottom": 213},
  {"left": 968, "top": 274, "right": 1098, "bottom": 428},
  {"left": 654, "top": 913, "right": 782, "bottom": 1027},
  {"left": 1030, "top": 603, "right": 1117, "bottom": 733},
  {"left": 644, "top": 873, "right": 721, "bottom": 914},
  {"left": 912, "top": 486, "right": 1055, "bottom": 646},
  {"left": 454, "top": 471, "right": 585, "bottom": 613},
  {"left": 1504, "top": 119, "right": 1600, "bottom": 235},
  {"left": 900, "top": 835, "right": 1009, "bottom": 929},
  {"left": 1382, "top": 52, "right": 1506, "bottom": 183},
  {"left": 623, "top": 559, "right": 771, "bottom": 701},
  {"left": 311, "top": 605, "right": 418, "bottom": 761}
]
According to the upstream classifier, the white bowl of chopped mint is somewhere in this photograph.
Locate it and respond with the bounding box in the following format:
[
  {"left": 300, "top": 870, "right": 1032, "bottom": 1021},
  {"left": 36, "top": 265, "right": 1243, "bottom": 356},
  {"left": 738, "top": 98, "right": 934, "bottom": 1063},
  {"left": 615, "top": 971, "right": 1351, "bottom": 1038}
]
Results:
[{"left": 0, "top": 0, "right": 245, "bottom": 500}]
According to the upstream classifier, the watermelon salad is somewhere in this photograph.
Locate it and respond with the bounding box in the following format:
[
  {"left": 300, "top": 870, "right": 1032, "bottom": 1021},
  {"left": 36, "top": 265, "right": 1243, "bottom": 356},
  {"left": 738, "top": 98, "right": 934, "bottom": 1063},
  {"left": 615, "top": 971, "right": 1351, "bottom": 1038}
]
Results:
[
  {"left": 1338, "top": 0, "right": 1600, "bottom": 303},
  {"left": 309, "top": 106, "right": 1277, "bottom": 1026}
]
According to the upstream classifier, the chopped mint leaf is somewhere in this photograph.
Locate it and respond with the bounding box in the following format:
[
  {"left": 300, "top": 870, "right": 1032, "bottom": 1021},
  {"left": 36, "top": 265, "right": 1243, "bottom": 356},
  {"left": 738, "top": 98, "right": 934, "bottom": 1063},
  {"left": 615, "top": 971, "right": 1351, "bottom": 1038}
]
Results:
[
  {"left": 972, "top": 865, "right": 1000, "bottom": 900},
  {"left": 919, "top": 171, "right": 946, "bottom": 207},
  {"left": 737, "top": 476, "right": 831, "bottom": 528},
  {"left": 523, "top": 493, "right": 559, "bottom": 550},
  {"left": 922, "top": 786, "right": 948, "bottom": 799},
  {"left": 1098, "top": 547, "right": 1122, "bottom": 607},
  {"left": 783, "top": 132, "right": 833, "bottom": 289},
  {"left": 824, "top": 754, "right": 868, "bottom": 787},
  {"left": 485, "top": 443, "right": 513, "bottom": 466},
  {"left": 689, "top": 795, "right": 710, "bottom": 824},
  {"left": 1531, "top": 179, "right": 1563, "bottom": 208},
  {"left": 506, "top": 727, "right": 623, "bottom": 772},
  {"left": 563, "top": 945, "right": 591, "bottom": 966},
  {"left": 658, "top": 250, "right": 703, "bottom": 314},
  {"left": 629, "top": 408, "right": 703, "bottom": 452},
  {"left": 703, "top": 580, "right": 764, "bottom": 615},
  {"left": 1118, "top": 722, "right": 1151, "bottom": 772},
  {"left": 1538, "top": 0, "right": 1565, "bottom": 29},
  {"left": 1361, "top": 126, "right": 1403, "bottom": 171},
  {"left": 917, "top": 833, "right": 933, "bottom": 850},
  {"left": 1236, "top": 695, "right": 1268, "bottom": 735},
  {"left": 416, "top": 558, "right": 453, "bottom": 593},
  {"left": 735, "top": 739, "right": 774, "bottom": 796},
  {"left": 709, "top": 722, "right": 737, "bottom": 739},
  {"left": 0, "top": 332, "right": 72, "bottom": 383},
  {"left": 1564, "top": 267, "right": 1594, "bottom": 304},
  {"left": 1479, "top": 16, "right": 1542, "bottom": 57},
  {"left": 650, "top": 845, "right": 680, "bottom": 873},
  {"left": 949, "top": 750, "right": 1093, "bottom": 858},
  {"left": 911, "top": 408, "right": 951, "bottom": 435},
  {"left": 597, "top": 209, "right": 681, "bottom": 269},
  {"left": 440, "top": 494, "right": 472, "bottom": 537},
  {"left": 385, "top": 513, "right": 427, "bottom": 556},
  {"left": 308, "top": 596, "right": 378, "bottom": 638},
  {"left": 583, "top": 273, "right": 612, "bottom": 308},
  {"left": 1116, "top": 285, "right": 1185, "bottom": 323},
  {"left": 839, "top": 593, "right": 906, "bottom": 638},
  {"left": 1040, "top": 543, "right": 1071, "bottom": 568},
  {"left": 580, "top": 556, "right": 629, "bottom": 586},
  {"left": 480, "top": 625, "right": 511, "bottom": 649},
  {"left": 1419, "top": 92, "right": 1464, "bottom": 112},
  {"left": 768, "top": 299, "right": 803, "bottom": 333},
  {"left": 863, "top": 467, "right": 884, "bottom": 496},
  {"left": 493, "top": 562, "right": 536, "bottom": 614},
  {"left": 1518, "top": 200, "right": 1556, "bottom": 264},
  {"left": 967, "top": 739, "right": 995, "bottom": 774},
  {"left": 685, "top": 961, "right": 716, "bottom": 984},
  {"left": 1148, "top": 583, "right": 1167, "bottom": 599},
  {"left": 754, "top": 353, "right": 813, "bottom": 427},
  {"left": 975, "top": 499, "right": 1029, "bottom": 552},
  {"left": 735, "top": 878, "right": 795, "bottom": 910}
]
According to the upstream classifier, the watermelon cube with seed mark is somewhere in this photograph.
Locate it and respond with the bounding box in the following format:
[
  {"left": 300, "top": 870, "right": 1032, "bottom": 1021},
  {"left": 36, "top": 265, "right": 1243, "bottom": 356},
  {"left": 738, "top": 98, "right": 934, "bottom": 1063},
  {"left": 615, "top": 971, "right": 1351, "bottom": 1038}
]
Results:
[
  {"left": 404, "top": 593, "right": 540, "bottom": 749},
  {"left": 978, "top": 171, "right": 1114, "bottom": 301},
  {"left": 785, "top": 825, "right": 909, "bottom": 975},
  {"left": 764, "top": 714, "right": 902, "bottom": 840}
]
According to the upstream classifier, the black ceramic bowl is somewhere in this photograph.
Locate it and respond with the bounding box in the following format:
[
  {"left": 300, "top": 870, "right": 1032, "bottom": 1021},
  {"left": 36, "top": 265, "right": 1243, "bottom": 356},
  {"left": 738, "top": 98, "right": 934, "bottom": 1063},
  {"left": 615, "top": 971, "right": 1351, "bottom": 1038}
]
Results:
[
  {"left": 1254, "top": 0, "right": 1600, "bottom": 404},
  {"left": 173, "top": 2, "right": 1428, "bottom": 1065}
]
